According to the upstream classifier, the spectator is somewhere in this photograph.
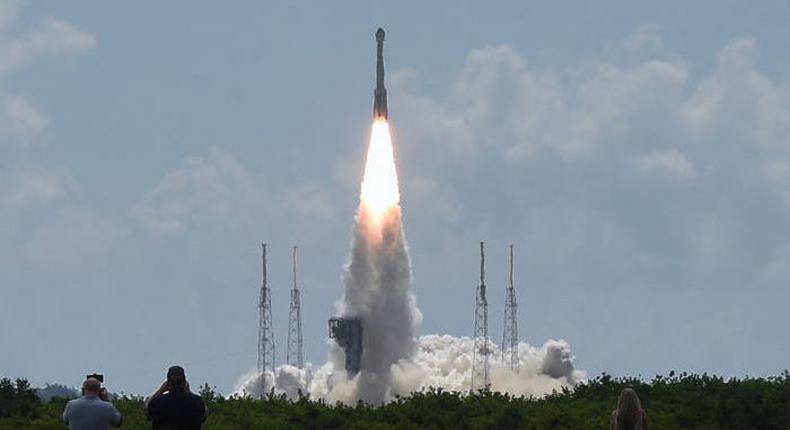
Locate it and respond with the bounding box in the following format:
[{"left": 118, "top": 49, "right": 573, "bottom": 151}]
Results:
[
  {"left": 63, "top": 378, "right": 122, "bottom": 430},
  {"left": 611, "top": 387, "right": 649, "bottom": 430},
  {"left": 145, "top": 366, "right": 206, "bottom": 430}
]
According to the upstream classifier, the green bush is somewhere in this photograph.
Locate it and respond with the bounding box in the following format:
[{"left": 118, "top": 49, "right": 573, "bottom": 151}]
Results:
[{"left": 1, "top": 372, "right": 787, "bottom": 429}]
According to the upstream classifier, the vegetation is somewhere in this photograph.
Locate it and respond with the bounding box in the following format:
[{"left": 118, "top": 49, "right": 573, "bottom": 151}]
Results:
[{"left": 1, "top": 372, "right": 787, "bottom": 429}]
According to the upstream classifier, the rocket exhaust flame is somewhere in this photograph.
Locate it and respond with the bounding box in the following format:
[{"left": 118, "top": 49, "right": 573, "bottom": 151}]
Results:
[{"left": 360, "top": 120, "right": 400, "bottom": 222}]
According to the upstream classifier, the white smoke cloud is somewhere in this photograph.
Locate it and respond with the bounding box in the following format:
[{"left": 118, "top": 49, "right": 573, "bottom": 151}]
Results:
[{"left": 233, "top": 335, "right": 584, "bottom": 402}]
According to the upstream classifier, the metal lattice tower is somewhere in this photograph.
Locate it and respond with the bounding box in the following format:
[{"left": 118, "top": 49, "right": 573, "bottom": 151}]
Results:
[
  {"left": 472, "top": 241, "right": 490, "bottom": 391},
  {"left": 287, "top": 246, "right": 304, "bottom": 368},
  {"left": 257, "top": 243, "right": 275, "bottom": 397},
  {"left": 502, "top": 244, "right": 519, "bottom": 373}
]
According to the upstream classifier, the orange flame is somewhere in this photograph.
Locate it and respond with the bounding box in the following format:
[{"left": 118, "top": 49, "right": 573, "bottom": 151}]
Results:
[{"left": 360, "top": 119, "right": 400, "bottom": 220}]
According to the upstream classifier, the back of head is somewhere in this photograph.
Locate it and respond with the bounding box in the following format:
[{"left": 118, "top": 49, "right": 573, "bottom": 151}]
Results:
[
  {"left": 82, "top": 378, "right": 101, "bottom": 395},
  {"left": 615, "top": 388, "right": 643, "bottom": 430},
  {"left": 166, "top": 365, "right": 187, "bottom": 393}
]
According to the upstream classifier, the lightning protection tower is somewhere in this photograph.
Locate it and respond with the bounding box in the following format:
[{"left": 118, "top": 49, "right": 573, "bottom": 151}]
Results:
[
  {"left": 502, "top": 245, "right": 519, "bottom": 373},
  {"left": 472, "top": 241, "right": 490, "bottom": 391},
  {"left": 287, "top": 246, "right": 304, "bottom": 368},
  {"left": 257, "top": 243, "right": 275, "bottom": 397}
]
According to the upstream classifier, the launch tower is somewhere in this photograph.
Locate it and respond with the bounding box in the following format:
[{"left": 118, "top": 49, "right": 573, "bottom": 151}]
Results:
[
  {"left": 502, "top": 245, "right": 519, "bottom": 372},
  {"left": 472, "top": 241, "right": 490, "bottom": 391},
  {"left": 257, "top": 243, "right": 276, "bottom": 396},
  {"left": 287, "top": 246, "right": 304, "bottom": 368}
]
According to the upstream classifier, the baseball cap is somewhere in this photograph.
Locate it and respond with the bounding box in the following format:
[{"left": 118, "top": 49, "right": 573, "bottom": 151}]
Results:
[{"left": 167, "top": 365, "right": 186, "bottom": 379}]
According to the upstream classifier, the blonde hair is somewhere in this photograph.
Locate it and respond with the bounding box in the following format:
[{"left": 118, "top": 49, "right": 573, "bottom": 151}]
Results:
[{"left": 614, "top": 388, "right": 643, "bottom": 430}]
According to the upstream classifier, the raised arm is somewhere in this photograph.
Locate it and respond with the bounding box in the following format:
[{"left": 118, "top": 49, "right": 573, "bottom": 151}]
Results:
[{"left": 144, "top": 381, "right": 169, "bottom": 419}]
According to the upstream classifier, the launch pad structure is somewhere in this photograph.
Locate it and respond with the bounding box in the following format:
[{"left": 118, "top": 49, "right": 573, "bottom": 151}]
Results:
[
  {"left": 502, "top": 245, "right": 519, "bottom": 373},
  {"left": 328, "top": 317, "right": 363, "bottom": 375},
  {"left": 287, "top": 246, "right": 304, "bottom": 368},
  {"left": 257, "top": 243, "right": 276, "bottom": 397},
  {"left": 472, "top": 241, "right": 490, "bottom": 391}
]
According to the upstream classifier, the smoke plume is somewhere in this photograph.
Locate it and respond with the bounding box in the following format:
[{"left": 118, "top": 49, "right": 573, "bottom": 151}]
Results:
[
  {"left": 234, "top": 335, "right": 585, "bottom": 402},
  {"left": 334, "top": 119, "right": 422, "bottom": 402}
]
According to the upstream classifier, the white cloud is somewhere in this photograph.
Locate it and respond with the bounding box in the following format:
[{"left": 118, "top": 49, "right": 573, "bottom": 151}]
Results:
[
  {"left": 681, "top": 38, "right": 790, "bottom": 150},
  {"left": 636, "top": 149, "right": 696, "bottom": 179},
  {"left": 0, "top": 5, "right": 98, "bottom": 276},
  {"left": 619, "top": 24, "right": 664, "bottom": 53},
  {"left": 2, "top": 167, "right": 78, "bottom": 208},
  {"left": 1, "top": 95, "right": 47, "bottom": 139},
  {"left": 0, "top": 5, "right": 95, "bottom": 145},
  {"left": 385, "top": 29, "right": 790, "bottom": 320},
  {"left": 393, "top": 42, "right": 688, "bottom": 162},
  {"left": 22, "top": 207, "right": 119, "bottom": 273},
  {"left": 0, "top": 16, "right": 97, "bottom": 74},
  {"left": 390, "top": 68, "right": 476, "bottom": 157},
  {"left": 131, "top": 148, "right": 258, "bottom": 235}
]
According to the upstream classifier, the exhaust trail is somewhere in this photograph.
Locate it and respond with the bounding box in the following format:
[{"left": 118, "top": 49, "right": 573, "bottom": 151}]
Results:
[{"left": 335, "top": 118, "right": 421, "bottom": 403}]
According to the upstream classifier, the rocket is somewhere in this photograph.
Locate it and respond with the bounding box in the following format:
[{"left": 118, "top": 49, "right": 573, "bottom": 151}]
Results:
[{"left": 373, "top": 28, "right": 388, "bottom": 120}]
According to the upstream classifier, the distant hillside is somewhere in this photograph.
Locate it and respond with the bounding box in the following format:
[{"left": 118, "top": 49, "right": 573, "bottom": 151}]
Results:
[{"left": 34, "top": 384, "right": 78, "bottom": 402}]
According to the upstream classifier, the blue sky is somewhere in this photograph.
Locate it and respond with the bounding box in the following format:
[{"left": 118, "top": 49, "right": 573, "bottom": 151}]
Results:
[{"left": 2, "top": 0, "right": 790, "bottom": 394}]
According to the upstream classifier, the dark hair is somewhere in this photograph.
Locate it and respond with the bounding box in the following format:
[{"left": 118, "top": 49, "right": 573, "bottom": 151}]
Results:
[
  {"left": 167, "top": 375, "right": 186, "bottom": 391},
  {"left": 166, "top": 365, "right": 186, "bottom": 391}
]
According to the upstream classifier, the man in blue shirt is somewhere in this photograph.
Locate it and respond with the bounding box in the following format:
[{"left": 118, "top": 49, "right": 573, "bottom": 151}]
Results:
[{"left": 63, "top": 377, "right": 123, "bottom": 430}]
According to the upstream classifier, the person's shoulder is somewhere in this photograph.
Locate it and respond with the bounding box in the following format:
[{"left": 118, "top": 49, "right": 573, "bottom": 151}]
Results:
[
  {"left": 99, "top": 400, "right": 119, "bottom": 409},
  {"left": 187, "top": 392, "right": 205, "bottom": 403},
  {"left": 67, "top": 396, "right": 87, "bottom": 405},
  {"left": 149, "top": 392, "right": 170, "bottom": 406}
]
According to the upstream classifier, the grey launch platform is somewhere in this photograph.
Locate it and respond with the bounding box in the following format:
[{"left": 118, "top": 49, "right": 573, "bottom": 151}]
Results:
[{"left": 328, "top": 317, "right": 363, "bottom": 376}]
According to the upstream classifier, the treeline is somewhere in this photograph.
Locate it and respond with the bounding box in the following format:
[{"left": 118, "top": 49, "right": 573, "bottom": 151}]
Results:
[{"left": 1, "top": 372, "right": 788, "bottom": 429}]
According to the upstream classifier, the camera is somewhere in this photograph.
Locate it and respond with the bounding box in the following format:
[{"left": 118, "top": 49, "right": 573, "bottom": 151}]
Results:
[{"left": 86, "top": 373, "right": 104, "bottom": 383}]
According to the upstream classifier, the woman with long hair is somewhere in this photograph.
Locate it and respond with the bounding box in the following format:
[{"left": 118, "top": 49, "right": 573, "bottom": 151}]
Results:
[{"left": 611, "top": 387, "right": 649, "bottom": 430}]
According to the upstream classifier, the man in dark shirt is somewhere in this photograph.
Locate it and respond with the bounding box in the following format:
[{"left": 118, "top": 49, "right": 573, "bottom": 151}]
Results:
[{"left": 144, "top": 366, "right": 207, "bottom": 430}]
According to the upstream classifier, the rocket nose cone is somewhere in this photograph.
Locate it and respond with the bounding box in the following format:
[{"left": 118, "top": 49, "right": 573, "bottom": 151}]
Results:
[{"left": 376, "top": 28, "right": 385, "bottom": 42}]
